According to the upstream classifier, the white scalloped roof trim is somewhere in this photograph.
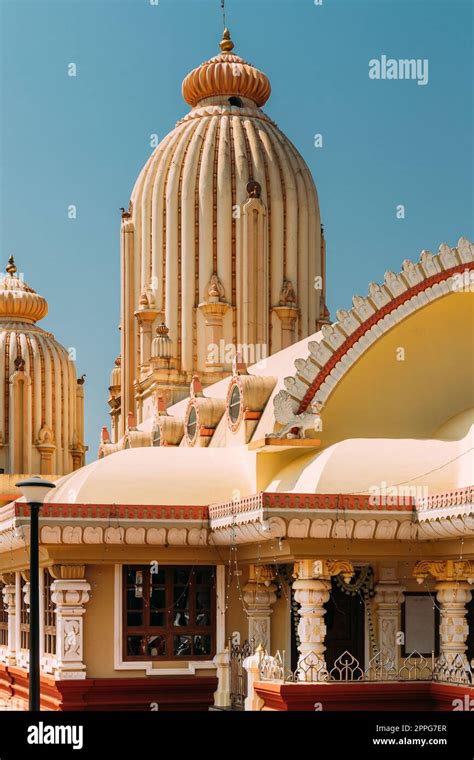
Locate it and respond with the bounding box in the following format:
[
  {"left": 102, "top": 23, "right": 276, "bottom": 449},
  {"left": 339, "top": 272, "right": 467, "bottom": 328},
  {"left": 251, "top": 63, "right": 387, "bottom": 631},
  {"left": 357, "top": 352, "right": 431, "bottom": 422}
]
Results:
[{"left": 276, "top": 237, "right": 474, "bottom": 415}]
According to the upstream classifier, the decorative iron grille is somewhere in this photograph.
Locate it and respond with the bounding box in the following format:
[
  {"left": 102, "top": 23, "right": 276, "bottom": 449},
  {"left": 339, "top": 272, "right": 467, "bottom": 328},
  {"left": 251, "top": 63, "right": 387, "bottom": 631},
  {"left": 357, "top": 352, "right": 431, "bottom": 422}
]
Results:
[
  {"left": 258, "top": 648, "right": 474, "bottom": 687},
  {"left": 229, "top": 638, "right": 255, "bottom": 709}
]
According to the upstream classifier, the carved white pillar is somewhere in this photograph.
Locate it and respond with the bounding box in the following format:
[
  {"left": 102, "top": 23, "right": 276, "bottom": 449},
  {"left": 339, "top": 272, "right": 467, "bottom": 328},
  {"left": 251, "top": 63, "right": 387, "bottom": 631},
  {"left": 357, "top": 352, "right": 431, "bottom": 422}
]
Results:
[
  {"left": 50, "top": 565, "right": 90, "bottom": 680},
  {"left": 1, "top": 574, "right": 17, "bottom": 665},
  {"left": 243, "top": 650, "right": 264, "bottom": 711},
  {"left": 414, "top": 559, "right": 474, "bottom": 664},
  {"left": 374, "top": 566, "right": 404, "bottom": 665},
  {"left": 213, "top": 649, "right": 231, "bottom": 708},
  {"left": 199, "top": 301, "right": 231, "bottom": 372},
  {"left": 243, "top": 565, "right": 277, "bottom": 649},
  {"left": 436, "top": 583, "right": 472, "bottom": 662},
  {"left": 292, "top": 559, "right": 354, "bottom": 678}
]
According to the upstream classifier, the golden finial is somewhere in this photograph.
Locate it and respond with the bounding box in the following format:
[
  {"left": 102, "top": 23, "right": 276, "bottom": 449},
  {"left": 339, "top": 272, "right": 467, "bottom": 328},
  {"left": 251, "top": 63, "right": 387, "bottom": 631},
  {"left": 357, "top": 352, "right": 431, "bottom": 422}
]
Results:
[
  {"left": 219, "top": 27, "right": 234, "bottom": 52},
  {"left": 6, "top": 255, "right": 17, "bottom": 276}
]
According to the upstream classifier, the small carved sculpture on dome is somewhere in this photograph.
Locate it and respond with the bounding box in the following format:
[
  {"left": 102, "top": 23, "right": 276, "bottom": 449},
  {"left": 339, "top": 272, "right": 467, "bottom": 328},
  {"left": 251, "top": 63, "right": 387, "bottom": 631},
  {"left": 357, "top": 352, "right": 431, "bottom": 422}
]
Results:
[
  {"left": 232, "top": 351, "right": 248, "bottom": 377},
  {"left": 36, "top": 424, "right": 55, "bottom": 446},
  {"left": 154, "top": 390, "right": 170, "bottom": 417},
  {"left": 126, "top": 411, "right": 137, "bottom": 431},
  {"left": 279, "top": 279, "right": 297, "bottom": 306},
  {"left": 14, "top": 356, "right": 25, "bottom": 372},
  {"left": 138, "top": 286, "right": 156, "bottom": 310},
  {"left": 190, "top": 374, "right": 203, "bottom": 398},
  {"left": 77, "top": 374, "right": 86, "bottom": 385},
  {"left": 246, "top": 180, "right": 261, "bottom": 199},
  {"left": 269, "top": 390, "right": 323, "bottom": 439},
  {"left": 206, "top": 273, "right": 225, "bottom": 303}
]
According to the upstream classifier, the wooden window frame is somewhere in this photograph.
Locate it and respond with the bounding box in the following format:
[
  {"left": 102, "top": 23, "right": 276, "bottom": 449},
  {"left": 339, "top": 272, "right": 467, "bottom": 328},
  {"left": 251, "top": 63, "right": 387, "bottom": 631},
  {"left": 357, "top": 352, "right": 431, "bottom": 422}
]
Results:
[{"left": 122, "top": 565, "right": 216, "bottom": 661}]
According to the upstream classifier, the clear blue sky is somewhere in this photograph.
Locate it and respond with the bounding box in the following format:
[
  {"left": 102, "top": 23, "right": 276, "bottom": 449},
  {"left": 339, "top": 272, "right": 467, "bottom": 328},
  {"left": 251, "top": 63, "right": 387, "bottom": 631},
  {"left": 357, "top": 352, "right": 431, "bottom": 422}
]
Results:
[{"left": 0, "top": 0, "right": 472, "bottom": 460}]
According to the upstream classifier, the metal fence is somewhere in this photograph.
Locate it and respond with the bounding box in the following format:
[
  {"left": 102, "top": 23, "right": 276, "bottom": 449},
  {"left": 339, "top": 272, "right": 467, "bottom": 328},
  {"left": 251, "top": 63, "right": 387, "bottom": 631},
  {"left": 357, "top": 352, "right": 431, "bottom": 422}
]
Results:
[
  {"left": 229, "top": 638, "right": 255, "bottom": 709},
  {"left": 258, "top": 649, "right": 474, "bottom": 687}
]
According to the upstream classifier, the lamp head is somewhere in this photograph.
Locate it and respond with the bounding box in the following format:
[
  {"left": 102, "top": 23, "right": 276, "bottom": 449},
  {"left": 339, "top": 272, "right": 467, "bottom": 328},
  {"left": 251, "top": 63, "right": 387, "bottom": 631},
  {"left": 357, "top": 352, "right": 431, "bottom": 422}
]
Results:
[{"left": 15, "top": 475, "right": 56, "bottom": 505}]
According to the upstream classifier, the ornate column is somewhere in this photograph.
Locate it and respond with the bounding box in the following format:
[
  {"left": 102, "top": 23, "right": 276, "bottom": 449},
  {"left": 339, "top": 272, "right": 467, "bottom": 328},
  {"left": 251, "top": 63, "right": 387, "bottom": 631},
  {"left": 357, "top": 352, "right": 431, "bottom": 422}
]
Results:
[
  {"left": 374, "top": 565, "right": 404, "bottom": 665},
  {"left": 414, "top": 560, "right": 474, "bottom": 663},
  {"left": 198, "top": 274, "right": 230, "bottom": 373},
  {"left": 1, "top": 574, "right": 17, "bottom": 665},
  {"left": 36, "top": 424, "right": 56, "bottom": 475},
  {"left": 135, "top": 291, "right": 159, "bottom": 376},
  {"left": 293, "top": 559, "right": 354, "bottom": 676},
  {"left": 273, "top": 305, "right": 299, "bottom": 349},
  {"left": 50, "top": 565, "right": 91, "bottom": 679},
  {"left": 242, "top": 565, "right": 277, "bottom": 649},
  {"left": 273, "top": 279, "right": 299, "bottom": 349}
]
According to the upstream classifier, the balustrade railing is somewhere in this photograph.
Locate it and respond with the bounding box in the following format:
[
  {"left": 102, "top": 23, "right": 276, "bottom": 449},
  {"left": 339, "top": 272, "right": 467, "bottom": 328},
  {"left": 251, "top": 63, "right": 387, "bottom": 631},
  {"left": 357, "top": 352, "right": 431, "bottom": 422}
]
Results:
[{"left": 258, "top": 649, "right": 474, "bottom": 687}]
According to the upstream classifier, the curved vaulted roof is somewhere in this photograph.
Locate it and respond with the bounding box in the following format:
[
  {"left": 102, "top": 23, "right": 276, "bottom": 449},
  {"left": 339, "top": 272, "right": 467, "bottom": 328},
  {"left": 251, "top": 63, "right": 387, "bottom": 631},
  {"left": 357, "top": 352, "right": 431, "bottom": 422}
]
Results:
[{"left": 40, "top": 446, "right": 257, "bottom": 506}]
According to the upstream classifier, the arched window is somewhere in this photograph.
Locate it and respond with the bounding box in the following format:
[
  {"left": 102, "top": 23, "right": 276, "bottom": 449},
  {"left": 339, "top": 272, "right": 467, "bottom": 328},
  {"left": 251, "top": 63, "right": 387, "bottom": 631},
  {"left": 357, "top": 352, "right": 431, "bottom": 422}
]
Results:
[
  {"left": 228, "top": 96, "right": 243, "bottom": 108},
  {"left": 186, "top": 405, "right": 198, "bottom": 444},
  {"left": 152, "top": 424, "right": 161, "bottom": 447},
  {"left": 228, "top": 383, "right": 242, "bottom": 424}
]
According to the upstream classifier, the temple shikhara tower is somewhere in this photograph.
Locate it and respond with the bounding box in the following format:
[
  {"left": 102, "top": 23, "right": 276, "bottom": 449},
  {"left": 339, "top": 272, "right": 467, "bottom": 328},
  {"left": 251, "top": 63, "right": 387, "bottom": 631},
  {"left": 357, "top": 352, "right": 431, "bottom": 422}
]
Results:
[
  {"left": 0, "top": 25, "right": 472, "bottom": 714},
  {"left": 110, "top": 28, "right": 329, "bottom": 440},
  {"left": 0, "top": 256, "right": 86, "bottom": 506}
]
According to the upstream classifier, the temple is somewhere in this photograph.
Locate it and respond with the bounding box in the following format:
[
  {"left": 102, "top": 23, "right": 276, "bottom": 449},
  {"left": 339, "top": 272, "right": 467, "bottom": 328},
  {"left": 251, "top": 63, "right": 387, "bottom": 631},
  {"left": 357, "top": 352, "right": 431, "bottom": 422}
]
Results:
[{"left": 0, "top": 29, "right": 472, "bottom": 712}]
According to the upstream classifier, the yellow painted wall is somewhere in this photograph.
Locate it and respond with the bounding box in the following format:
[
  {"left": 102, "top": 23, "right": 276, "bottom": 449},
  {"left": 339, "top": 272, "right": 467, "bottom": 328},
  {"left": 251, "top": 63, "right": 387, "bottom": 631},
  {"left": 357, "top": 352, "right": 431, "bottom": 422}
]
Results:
[
  {"left": 315, "top": 293, "right": 473, "bottom": 446},
  {"left": 84, "top": 564, "right": 216, "bottom": 679}
]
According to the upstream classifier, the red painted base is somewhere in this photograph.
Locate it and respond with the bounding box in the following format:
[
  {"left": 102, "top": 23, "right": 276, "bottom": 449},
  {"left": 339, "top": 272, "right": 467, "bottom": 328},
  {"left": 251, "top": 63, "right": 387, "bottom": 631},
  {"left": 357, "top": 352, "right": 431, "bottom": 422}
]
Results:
[
  {"left": 0, "top": 663, "right": 217, "bottom": 711},
  {"left": 254, "top": 681, "right": 474, "bottom": 711}
]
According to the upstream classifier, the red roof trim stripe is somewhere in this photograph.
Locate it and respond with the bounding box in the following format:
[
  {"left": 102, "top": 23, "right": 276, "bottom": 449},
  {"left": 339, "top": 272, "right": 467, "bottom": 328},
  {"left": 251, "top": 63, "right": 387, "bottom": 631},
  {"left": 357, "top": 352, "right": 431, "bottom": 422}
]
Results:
[{"left": 298, "top": 262, "right": 474, "bottom": 412}]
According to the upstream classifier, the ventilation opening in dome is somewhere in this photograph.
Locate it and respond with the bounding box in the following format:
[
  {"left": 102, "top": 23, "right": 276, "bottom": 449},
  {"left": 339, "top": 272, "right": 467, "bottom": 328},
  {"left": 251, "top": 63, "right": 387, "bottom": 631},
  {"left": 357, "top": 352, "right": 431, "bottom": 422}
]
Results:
[{"left": 228, "top": 96, "right": 243, "bottom": 108}]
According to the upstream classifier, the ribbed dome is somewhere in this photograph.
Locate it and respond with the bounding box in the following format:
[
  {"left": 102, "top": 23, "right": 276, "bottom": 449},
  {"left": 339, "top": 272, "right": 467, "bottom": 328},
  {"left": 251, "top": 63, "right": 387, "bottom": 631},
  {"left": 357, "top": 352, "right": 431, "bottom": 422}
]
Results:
[
  {"left": 0, "top": 257, "right": 86, "bottom": 475},
  {"left": 116, "top": 29, "right": 327, "bottom": 438},
  {"left": 182, "top": 28, "right": 271, "bottom": 107},
  {"left": 0, "top": 256, "right": 48, "bottom": 323},
  {"left": 128, "top": 39, "right": 323, "bottom": 360}
]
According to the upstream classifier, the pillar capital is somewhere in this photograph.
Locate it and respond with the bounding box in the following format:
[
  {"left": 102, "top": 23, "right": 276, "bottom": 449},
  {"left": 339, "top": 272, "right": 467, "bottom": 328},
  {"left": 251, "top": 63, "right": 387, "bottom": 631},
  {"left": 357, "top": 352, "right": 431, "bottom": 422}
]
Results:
[
  {"left": 413, "top": 559, "right": 474, "bottom": 583},
  {"left": 414, "top": 560, "right": 473, "bottom": 662},
  {"left": 49, "top": 564, "right": 86, "bottom": 581},
  {"left": 293, "top": 558, "right": 354, "bottom": 582}
]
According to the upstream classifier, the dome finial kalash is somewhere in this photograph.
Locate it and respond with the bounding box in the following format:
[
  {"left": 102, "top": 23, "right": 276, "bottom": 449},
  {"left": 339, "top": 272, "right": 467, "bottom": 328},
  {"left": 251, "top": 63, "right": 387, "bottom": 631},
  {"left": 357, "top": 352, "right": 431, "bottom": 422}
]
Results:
[
  {"left": 182, "top": 26, "right": 271, "bottom": 107},
  {"left": 219, "top": 27, "right": 234, "bottom": 52},
  {"left": 0, "top": 256, "right": 48, "bottom": 323},
  {"left": 6, "top": 255, "right": 17, "bottom": 276}
]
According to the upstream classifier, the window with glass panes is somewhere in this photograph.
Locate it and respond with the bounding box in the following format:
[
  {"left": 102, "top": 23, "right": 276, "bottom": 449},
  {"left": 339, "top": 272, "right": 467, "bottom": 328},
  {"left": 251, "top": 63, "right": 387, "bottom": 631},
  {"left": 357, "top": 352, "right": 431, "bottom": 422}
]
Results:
[{"left": 123, "top": 565, "right": 215, "bottom": 660}]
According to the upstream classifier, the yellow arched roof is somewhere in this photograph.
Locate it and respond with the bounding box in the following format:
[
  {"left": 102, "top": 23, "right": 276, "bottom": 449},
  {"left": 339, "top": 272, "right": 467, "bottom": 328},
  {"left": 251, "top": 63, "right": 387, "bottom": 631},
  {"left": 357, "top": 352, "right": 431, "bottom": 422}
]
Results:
[{"left": 266, "top": 415, "right": 473, "bottom": 495}]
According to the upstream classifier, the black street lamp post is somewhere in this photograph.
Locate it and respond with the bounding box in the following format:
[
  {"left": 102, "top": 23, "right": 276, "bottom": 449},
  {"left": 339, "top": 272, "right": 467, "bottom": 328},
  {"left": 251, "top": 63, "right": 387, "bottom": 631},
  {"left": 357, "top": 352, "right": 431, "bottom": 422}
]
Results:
[{"left": 15, "top": 476, "right": 56, "bottom": 711}]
